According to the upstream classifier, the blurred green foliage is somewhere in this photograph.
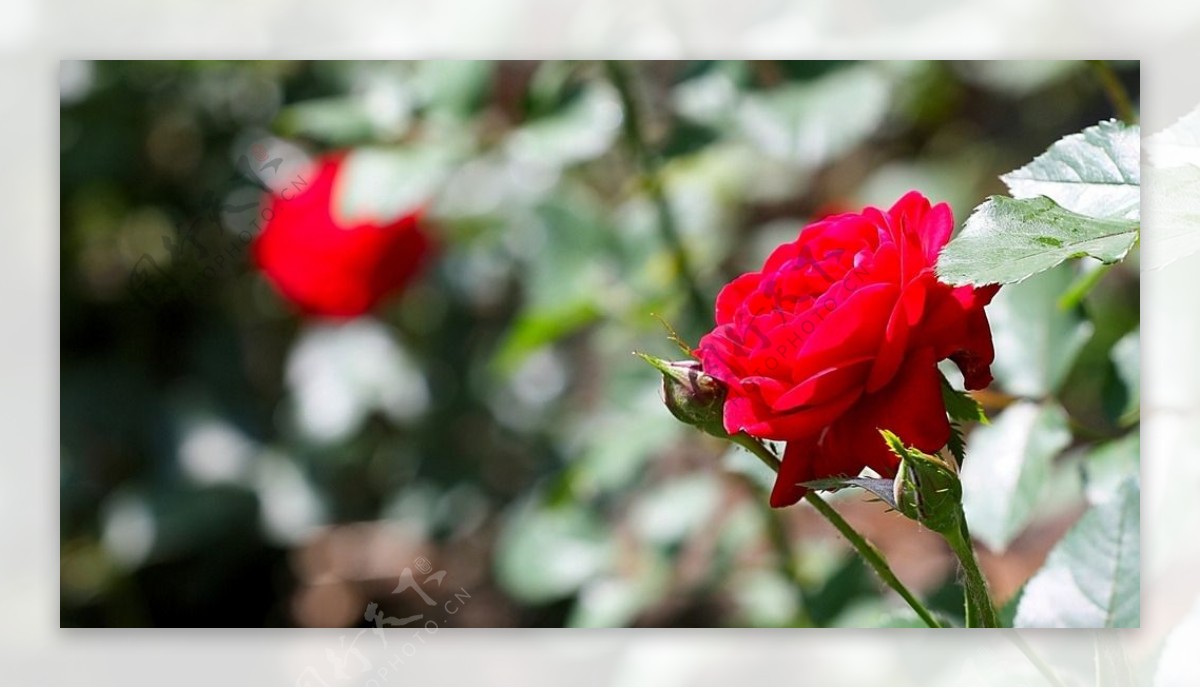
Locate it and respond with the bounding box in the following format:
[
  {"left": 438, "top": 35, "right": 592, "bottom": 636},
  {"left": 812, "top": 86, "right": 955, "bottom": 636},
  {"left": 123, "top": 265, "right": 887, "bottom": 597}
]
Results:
[{"left": 60, "top": 60, "right": 1138, "bottom": 627}]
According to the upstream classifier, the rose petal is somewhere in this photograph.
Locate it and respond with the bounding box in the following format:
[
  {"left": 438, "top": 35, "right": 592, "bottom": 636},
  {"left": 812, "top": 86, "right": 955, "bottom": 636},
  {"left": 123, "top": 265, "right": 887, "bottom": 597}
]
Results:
[
  {"left": 865, "top": 273, "right": 929, "bottom": 392},
  {"left": 771, "top": 436, "right": 821, "bottom": 507},
  {"left": 793, "top": 282, "right": 897, "bottom": 377},
  {"left": 818, "top": 347, "right": 950, "bottom": 479},
  {"left": 921, "top": 202, "right": 954, "bottom": 263},
  {"left": 771, "top": 357, "right": 872, "bottom": 412},
  {"left": 724, "top": 386, "right": 860, "bottom": 440},
  {"left": 714, "top": 272, "right": 763, "bottom": 325}
]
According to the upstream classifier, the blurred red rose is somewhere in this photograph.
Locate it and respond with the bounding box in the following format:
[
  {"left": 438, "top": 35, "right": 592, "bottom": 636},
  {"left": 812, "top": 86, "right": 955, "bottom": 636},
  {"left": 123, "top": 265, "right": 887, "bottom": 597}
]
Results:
[
  {"left": 696, "top": 191, "right": 998, "bottom": 507},
  {"left": 252, "top": 154, "right": 431, "bottom": 318}
]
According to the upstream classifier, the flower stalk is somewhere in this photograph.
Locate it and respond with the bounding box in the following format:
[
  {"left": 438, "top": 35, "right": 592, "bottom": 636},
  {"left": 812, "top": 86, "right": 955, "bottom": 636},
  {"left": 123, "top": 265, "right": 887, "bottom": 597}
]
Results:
[
  {"left": 885, "top": 431, "right": 999, "bottom": 627},
  {"left": 731, "top": 433, "right": 944, "bottom": 628},
  {"left": 945, "top": 518, "right": 1000, "bottom": 628}
]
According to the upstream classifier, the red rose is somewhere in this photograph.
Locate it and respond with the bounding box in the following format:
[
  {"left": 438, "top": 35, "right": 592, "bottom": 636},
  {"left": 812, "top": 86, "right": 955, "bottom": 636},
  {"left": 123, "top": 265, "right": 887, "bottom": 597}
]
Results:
[
  {"left": 696, "top": 191, "right": 998, "bottom": 508},
  {"left": 252, "top": 154, "right": 431, "bottom": 318}
]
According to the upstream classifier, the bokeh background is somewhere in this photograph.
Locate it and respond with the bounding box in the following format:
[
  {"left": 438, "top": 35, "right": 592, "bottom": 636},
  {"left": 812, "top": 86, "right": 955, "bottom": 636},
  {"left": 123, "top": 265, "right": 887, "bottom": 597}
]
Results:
[{"left": 59, "top": 60, "right": 1139, "bottom": 630}]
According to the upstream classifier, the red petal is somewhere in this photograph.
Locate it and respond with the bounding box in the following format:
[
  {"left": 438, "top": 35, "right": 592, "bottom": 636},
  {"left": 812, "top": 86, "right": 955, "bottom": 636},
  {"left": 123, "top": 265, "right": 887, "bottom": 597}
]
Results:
[
  {"left": 818, "top": 347, "right": 950, "bottom": 478},
  {"left": 771, "top": 437, "right": 820, "bottom": 507},
  {"left": 865, "top": 274, "right": 928, "bottom": 392},
  {"left": 714, "top": 272, "right": 763, "bottom": 326},
  {"left": 771, "top": 357, "right": 872, "bottom": 411},
  {"left": 921, "top": 201, "right": 954, "bottom": 264}
]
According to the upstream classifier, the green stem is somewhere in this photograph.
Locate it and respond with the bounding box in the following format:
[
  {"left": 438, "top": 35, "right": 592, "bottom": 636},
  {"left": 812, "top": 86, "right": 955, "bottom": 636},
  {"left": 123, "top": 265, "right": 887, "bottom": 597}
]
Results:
[
  {"left": 604, "top": 60, "right": 710, "bottom": 334},
  {"left": 945, "top": 517, "right": 1000, "bottom": 628},
  {"left": 1088, "top": 60, "right": 1137, "bottom": 125},
  {"left": 806, "top": 491, "right": 942, "bottom": 629},
  {"left": 731, "top": 433, "right": 942, "bottom": 628},
  {"left": 731, "top": 432, "right": 781, "bottom": 472},
  {"left": 1058, "top": 262, "right": 1112, "bottom": 310}
]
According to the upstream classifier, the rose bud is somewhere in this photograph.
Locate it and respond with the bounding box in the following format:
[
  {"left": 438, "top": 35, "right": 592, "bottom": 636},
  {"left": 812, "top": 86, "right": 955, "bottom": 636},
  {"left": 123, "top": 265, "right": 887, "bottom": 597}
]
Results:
[
  {"left": 637, "top": 354, "right": 728, "bottom": 439},
  {"left": 885, "top": 430, "right": 963, "bottom": 535}
]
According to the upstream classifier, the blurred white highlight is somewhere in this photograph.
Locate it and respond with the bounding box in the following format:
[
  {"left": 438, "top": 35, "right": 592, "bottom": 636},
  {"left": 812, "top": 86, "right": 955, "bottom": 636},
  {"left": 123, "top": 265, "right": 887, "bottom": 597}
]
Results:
[{"left": 286, "top": 318, "right": 430, "bottom": 443}]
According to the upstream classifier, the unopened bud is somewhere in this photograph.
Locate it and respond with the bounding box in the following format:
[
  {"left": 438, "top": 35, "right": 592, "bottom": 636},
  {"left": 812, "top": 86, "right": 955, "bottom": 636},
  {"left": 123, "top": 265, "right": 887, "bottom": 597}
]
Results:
[
  {"left": 636, "top": 354, "right": 728, "bottom": 438},
  {"left": 883, "top": 430, "right": 962, "bottom": 534}
]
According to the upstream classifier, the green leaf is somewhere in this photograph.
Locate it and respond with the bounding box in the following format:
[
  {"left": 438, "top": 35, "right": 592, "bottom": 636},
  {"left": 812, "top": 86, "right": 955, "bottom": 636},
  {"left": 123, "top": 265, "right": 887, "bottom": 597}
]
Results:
[
  {"left": 1014, "top": 478, "right": 1139, "bottom": 628},
  {"left": 937, "top": 195, "right": 1140, "bottom": 286},
  {"left": 1082, "top": 433, "right": 1139, "bottom": 506},
  {"left": 800, "top": 476, "right": 898, "bottom": 510},
  {"left": 939, "top": 120, "right": 1142, "bottom": 287},
  {"left": 941, "top": 376, "right": 988, "bottom": 424},
  {"left": 1001, "top": 119, "right": 1140, "bottom": 221},
  {"left": 960, "top": 401, "right": 1072, "bottom": 552},
  {"left": 946, "top": 422, "right": 966, "bottom": 466},
  {"left": 987, "top": 264, "right": 1094, "bottom": 397}
]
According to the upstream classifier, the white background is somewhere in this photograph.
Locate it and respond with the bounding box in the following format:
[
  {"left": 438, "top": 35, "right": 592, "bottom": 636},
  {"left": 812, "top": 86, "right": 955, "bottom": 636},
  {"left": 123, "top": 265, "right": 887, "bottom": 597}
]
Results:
[{"left": 1, "top": 1, "right": 1196, "bottom": 684}]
